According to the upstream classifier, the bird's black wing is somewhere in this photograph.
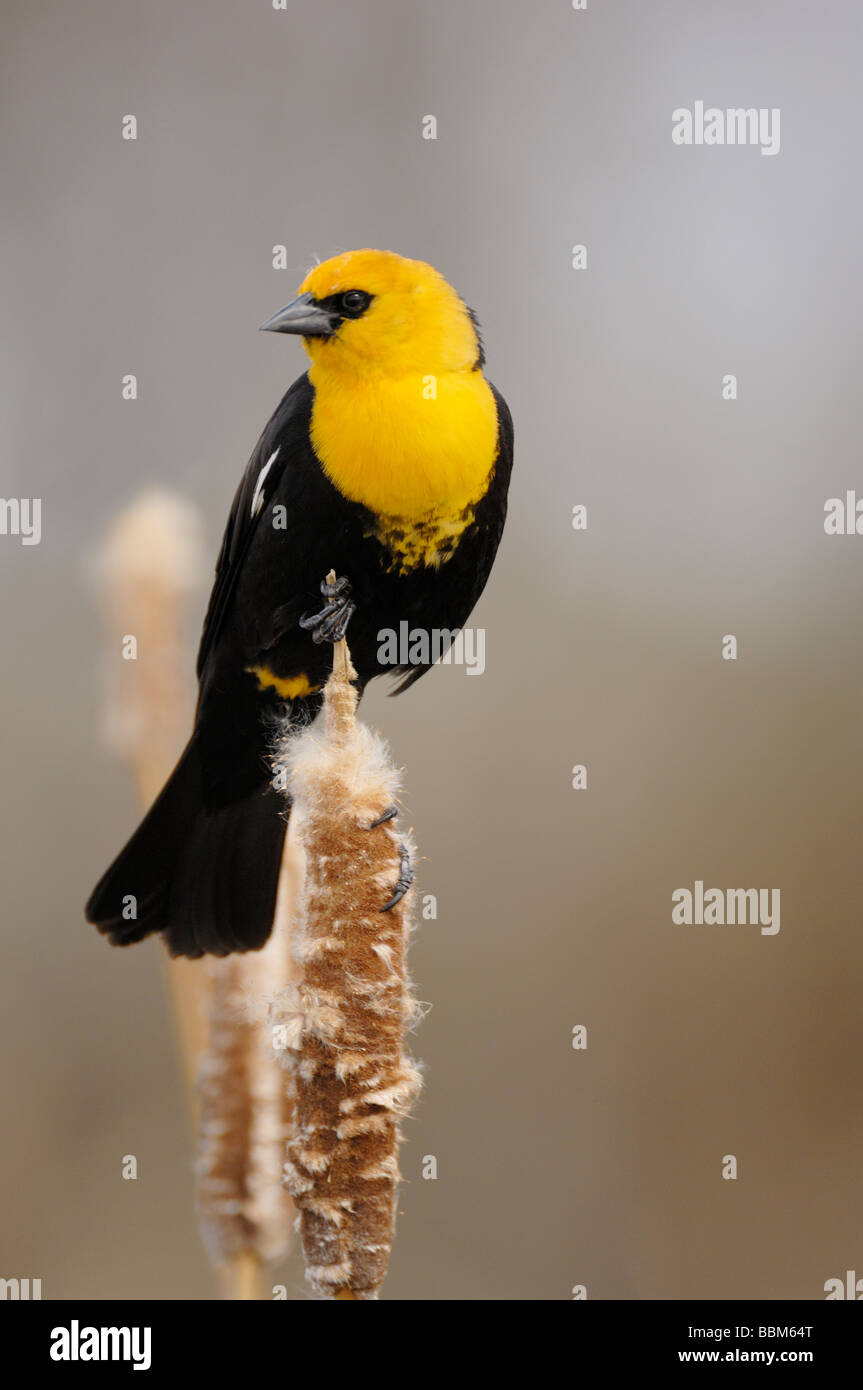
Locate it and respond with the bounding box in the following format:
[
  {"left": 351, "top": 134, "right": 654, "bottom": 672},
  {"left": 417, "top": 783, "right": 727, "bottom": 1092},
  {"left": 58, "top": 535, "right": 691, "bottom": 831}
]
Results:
[{"left": 196, "top": 372, "right": 313, "bottom": 680}]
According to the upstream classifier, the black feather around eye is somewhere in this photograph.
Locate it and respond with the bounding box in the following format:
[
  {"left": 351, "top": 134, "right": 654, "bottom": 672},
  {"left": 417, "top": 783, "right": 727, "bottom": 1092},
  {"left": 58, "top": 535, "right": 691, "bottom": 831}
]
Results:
[
  {"left": 311, "top": 290, "right": 373, "bottom": 321},
  {"left": 339, "top": 290, "right": 372, "bottom": 317}
]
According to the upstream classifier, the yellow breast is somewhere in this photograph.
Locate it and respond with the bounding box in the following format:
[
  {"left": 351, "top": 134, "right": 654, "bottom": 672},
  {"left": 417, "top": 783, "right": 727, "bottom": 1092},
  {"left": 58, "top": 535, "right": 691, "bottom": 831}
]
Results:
[{"left": 308, "top": 364, "right": 499, "bottom": 570}]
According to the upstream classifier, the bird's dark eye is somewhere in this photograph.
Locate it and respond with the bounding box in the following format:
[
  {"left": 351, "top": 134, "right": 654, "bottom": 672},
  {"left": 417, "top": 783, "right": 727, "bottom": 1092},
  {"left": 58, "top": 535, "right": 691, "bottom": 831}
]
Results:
[{"left": 339, "top": 290, "right": 372, "bottom": 317}]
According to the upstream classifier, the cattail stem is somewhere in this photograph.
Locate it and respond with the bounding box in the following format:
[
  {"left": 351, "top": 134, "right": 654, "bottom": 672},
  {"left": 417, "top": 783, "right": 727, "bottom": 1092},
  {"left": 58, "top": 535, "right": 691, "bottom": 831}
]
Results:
[{"left": 225, "top": 1250, "right": 263, "bottom": 1302}]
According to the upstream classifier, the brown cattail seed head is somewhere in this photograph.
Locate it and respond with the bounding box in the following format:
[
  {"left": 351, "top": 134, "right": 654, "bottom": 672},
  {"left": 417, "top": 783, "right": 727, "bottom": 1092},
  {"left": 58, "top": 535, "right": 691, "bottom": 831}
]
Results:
[{"left": 272, "top": 634, "right": 422, "bottom": 1299}]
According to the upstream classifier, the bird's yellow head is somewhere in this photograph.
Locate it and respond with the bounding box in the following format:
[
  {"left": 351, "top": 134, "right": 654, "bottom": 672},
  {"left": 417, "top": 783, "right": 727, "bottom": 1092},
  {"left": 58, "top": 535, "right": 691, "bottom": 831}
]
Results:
[{"left": 261, "top": 249, "right": 483, "bottom": 378}]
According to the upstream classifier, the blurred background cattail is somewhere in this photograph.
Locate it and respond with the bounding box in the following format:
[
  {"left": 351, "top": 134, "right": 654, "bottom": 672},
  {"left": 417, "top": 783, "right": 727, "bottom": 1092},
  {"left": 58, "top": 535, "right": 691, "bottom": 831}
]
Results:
[
  {"left": 95, "top": 490, "right": 209, "bottom": 1100},
  {"left": 95, "top": 491, "right": 296, "bottom": 1298},
  {"left": 195, "top": 904, "right": 296, "bottom": 1299}
]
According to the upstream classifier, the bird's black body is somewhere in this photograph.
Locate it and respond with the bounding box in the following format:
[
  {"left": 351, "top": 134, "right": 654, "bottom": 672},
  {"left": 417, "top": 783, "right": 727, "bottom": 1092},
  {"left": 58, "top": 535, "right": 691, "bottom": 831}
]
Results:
[{"left": 86, "top": 371, "right": 513, "bottom": 957}]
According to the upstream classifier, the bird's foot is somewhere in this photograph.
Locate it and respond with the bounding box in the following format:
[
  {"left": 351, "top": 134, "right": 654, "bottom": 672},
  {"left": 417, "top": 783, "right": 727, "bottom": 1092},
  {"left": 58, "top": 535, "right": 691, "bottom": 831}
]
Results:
[
  {"left": 299, "top": 575, "right": 356, "bottom": 645},
  {"left": 366, "top": 806, "right": 413, "bottom": 910},
  {"left": 381, "top": 841, "right": 413, "bottom": 912}
]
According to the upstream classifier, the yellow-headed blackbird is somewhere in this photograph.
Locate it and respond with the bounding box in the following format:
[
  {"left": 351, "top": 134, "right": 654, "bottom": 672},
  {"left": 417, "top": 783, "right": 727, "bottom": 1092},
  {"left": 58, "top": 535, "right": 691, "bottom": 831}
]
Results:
[{"left": 86, "top": 249, "right": 513, "bottom": 957}]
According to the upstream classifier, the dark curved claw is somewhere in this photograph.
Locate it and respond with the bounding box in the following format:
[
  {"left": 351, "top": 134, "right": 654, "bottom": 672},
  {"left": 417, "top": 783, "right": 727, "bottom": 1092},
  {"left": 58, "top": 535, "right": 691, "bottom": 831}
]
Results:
[
  {"left": 321, "top": 575, "right": 351, "bottom": 600},
  {"left": 381, "top": 841, "right": 413, "bottom": 913}
]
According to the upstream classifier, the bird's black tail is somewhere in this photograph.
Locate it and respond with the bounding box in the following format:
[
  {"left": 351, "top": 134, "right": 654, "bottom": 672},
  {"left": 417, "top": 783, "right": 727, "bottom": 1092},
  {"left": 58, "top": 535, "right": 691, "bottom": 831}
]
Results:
[{"left": 85, "top": 737, "right": 286, "bottom": 958}]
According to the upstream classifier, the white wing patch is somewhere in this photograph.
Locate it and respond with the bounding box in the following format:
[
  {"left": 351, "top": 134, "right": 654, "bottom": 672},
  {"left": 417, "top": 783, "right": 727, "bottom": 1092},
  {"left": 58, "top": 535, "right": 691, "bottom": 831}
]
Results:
[{"left": 251, "top": 448, "right": 280, "bottom": 518}]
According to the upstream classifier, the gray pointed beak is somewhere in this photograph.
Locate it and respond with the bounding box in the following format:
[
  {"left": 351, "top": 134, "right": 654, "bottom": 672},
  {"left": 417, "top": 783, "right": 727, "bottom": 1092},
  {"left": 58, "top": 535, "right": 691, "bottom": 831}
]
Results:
[{"left": 259, "top": 292, "right": 336, "bottom": 338}]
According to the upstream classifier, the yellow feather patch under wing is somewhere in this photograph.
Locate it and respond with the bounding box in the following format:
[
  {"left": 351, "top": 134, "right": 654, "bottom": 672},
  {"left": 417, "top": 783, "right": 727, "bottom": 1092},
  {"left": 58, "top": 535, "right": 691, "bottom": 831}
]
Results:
[
  {"left": 246, "top": 667, "right": 321, "bottom": 700},
  {"left": 369, "top": 505, "right": 476, "bottom": 573}
]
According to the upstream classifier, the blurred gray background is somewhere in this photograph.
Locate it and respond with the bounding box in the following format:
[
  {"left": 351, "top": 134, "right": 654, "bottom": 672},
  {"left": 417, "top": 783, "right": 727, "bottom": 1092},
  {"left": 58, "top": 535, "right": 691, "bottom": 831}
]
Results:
[{"left": 2, "top": 0, "right": 862, "bottom": 1300}]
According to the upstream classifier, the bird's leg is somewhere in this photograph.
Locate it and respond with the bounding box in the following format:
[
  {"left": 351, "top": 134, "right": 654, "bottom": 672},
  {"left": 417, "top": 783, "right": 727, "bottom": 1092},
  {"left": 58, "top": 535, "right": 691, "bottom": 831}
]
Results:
[{"left": 299, "top": 575, "right": 356, "bottom": 645}]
